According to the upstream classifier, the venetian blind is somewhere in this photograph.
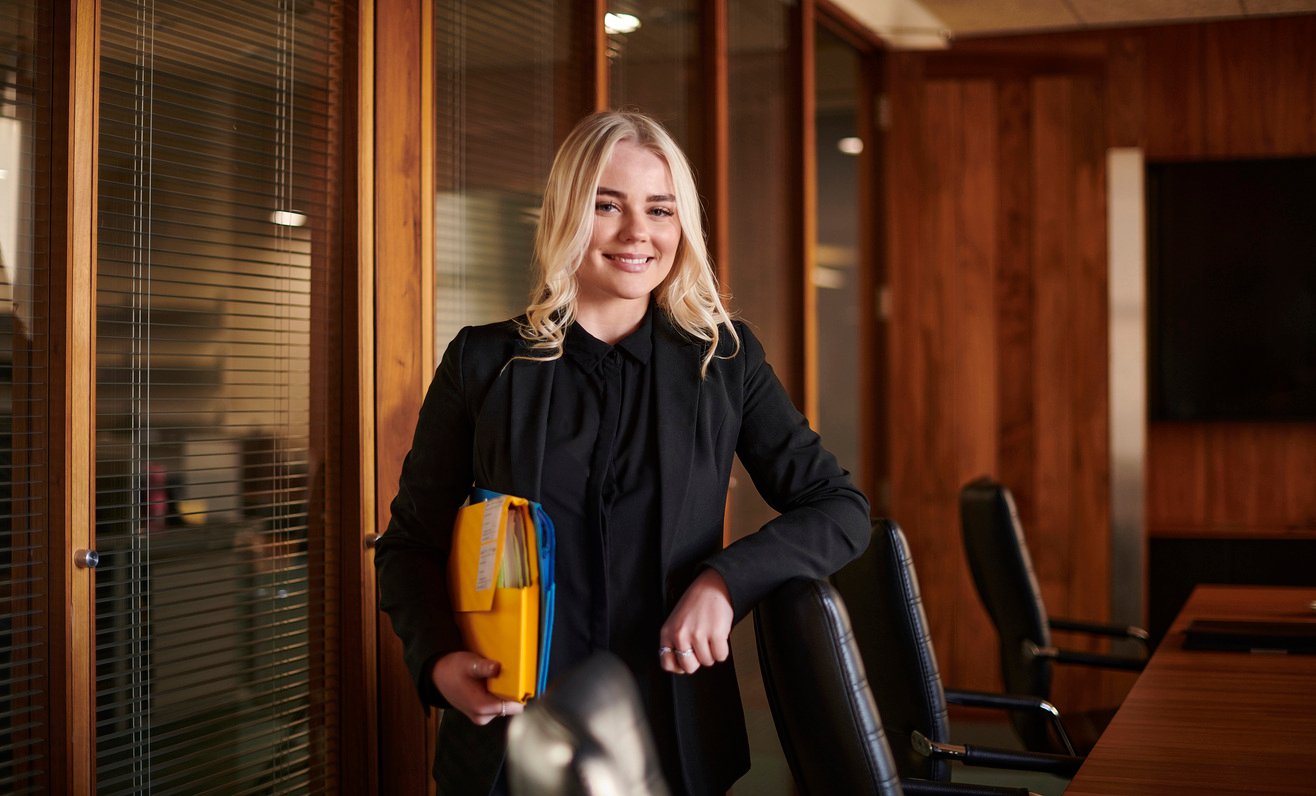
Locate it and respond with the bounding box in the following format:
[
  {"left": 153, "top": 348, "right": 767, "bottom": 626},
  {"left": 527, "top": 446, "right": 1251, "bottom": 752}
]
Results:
[
  {"left": 93, "top": 1, "right": 345, "bottom": 792},
  {"left": 0, "top": 1, "right": 52, "bottom": 793},
  {"left": 433, "top": 0, "right": 581, "bottom": 351},
  {"left": 606, "top": 0, "right": 699, "bottom": 154}
]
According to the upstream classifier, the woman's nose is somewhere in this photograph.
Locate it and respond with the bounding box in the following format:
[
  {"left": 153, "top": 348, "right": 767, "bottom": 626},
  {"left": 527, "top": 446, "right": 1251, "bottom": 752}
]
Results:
[{"left": 619, "top": 212, "right": 649, "bottom": 241}]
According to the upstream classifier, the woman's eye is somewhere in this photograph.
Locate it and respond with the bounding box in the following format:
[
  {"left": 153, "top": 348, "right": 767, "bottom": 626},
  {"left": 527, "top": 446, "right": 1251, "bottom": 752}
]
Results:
[
  {"left": 650, "top": 206, "right": 674, "bottom": 218},
  {"left": 595, "top": 202, "right": 618, "bottom": 213}
]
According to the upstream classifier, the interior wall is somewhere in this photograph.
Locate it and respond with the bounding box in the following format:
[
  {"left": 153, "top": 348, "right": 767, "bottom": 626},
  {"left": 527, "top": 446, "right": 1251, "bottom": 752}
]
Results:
[
  {"left": 1132, "top": 17, "right": 1316, "bottom": 540},
  {"left": 883, "top": 13, "right": 1316, "bottom": 712},
  {"left": 883, "top": 49, "right": 1118, "bottom": 711}
]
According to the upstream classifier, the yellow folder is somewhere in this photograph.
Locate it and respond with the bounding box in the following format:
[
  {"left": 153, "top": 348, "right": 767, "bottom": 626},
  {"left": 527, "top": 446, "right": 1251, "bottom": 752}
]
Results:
[{"left": 449, "top": 495, "right": 541, "bottom": 703}]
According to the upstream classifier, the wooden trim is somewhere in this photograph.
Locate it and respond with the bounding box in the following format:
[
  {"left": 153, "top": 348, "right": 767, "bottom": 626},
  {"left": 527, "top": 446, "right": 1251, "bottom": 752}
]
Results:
[
  {"left": 856, "top": 51, "right": 885, "bottom": 510},
  {"left": 703, "top": 0, "right": 730, "bottom": 291},
  {"left": 49, "top": 1, "right": 99, "bottom": 792},
  {"left": 337, "top": 0, "right": 378, "bottom": 791},
  {"left": 792, "top": 0, "right": 818, "bottom": 422},
  {"left": 816, "top": 0, "right": 887, "bottom": 53},
  {"left": 591, "top": 0, "right": 608, "bottom": 110},
  {"left": 420, "top": 0, "right": 435, "bottom": 378},
  {"left": 373, "top": 0, "right": 432, "bottom": 792}
]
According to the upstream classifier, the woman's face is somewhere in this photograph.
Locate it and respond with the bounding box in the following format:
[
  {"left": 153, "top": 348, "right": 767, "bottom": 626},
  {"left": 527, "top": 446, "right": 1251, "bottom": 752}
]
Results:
[{"left": 577, "top": 140, "right": 681, "bottom": 317}]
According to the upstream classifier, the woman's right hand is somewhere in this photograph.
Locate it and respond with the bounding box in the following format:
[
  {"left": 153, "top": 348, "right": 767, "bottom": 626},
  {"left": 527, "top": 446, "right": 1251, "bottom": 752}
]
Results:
[{"left": 431, "top": 651, "right": 525, "bottom": 725}]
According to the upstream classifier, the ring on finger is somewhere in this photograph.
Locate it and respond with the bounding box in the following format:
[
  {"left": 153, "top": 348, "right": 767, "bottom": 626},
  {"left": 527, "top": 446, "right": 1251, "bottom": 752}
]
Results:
[
  {"left": 657, "top": 646, "right": 673, "bottom": 657},
  {"left": 674, "top": 648, "right": 695, "bottom": 658},
  {"left": 500, "top": 701, "right": 507, "bottom": 718}
]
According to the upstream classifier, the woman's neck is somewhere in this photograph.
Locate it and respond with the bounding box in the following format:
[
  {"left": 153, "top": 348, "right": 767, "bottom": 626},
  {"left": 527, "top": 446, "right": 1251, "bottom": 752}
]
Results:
[{"left": 574, "top": 298, "right": 649, "bottom": 345}]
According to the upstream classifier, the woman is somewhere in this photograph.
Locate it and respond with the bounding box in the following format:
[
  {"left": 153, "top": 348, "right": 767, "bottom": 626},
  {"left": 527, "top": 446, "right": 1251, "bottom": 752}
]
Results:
[{"left": 375, "top": 110, "right": 869, "bottom": 795}]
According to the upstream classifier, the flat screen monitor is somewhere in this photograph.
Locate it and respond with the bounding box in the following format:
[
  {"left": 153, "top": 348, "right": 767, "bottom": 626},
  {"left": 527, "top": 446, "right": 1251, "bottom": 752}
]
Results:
[{"left": 1147, "top": 156, "right": 1316, "bottom": 421}]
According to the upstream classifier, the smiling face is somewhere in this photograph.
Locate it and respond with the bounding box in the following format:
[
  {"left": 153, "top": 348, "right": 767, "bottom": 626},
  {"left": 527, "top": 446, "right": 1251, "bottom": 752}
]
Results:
[{"left": 575, "top": 139, "right": 681, "bottom": 331}]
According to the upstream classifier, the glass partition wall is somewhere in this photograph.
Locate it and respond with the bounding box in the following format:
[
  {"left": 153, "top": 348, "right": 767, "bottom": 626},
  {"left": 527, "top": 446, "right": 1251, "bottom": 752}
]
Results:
[
  {"left": 433, "top": 0, "right": 583, "bottom": 350},
  {"left": 0, "top": 1, "right": 52, "bottom": 792},
  {"left": 94, "top": 0, "right": 347, "bottom": 791}
]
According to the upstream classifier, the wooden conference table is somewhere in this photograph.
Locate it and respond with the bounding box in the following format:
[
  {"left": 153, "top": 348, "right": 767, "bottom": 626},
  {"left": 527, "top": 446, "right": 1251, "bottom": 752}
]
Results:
[{"left": 1065, "top": 585, "right": 1316, "bottom": 795}]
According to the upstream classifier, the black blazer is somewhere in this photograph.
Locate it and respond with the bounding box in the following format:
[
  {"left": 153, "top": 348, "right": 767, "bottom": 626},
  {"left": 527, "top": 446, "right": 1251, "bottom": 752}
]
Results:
[{"left": 375, "top": 313, "right": 870, "bottom": 795}]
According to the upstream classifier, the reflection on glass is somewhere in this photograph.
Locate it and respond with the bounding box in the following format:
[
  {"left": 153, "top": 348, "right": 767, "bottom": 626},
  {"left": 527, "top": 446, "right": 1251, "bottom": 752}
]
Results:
[
  {"left": 1, "top": 1, "right": 50, "bottom": 791},
  {"left": 94, "top": 1, "right": 342, "bottom": 791},
  {"left": 434, "top": 0, "right": 576, "bottom": 351},
  {"left": 606, "top": 0, "right": 698, "bottom": 151},
  {"left": 814, "top": 25, "right": 861, "bottom": 477},
  {"left": 727, "top": 0, "right": 791, "bottom": 543}
]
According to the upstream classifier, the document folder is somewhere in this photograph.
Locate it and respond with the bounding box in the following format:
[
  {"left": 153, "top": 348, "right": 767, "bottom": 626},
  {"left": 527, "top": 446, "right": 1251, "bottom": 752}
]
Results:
[{"left": 450, "top": 490, "right": 556, "bottom": 702}]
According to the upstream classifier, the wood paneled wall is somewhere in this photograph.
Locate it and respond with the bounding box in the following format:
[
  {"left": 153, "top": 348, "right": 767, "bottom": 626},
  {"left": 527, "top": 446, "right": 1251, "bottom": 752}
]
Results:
[
  {"left": 1134, "top": 17, "right": 1316, "bottom": 540},
  {"left": 883, "top": 14, "right": 1316, "bottom": 710},
  {"left": 884, "top": 51, "right": 1117, "bottom": 709}
]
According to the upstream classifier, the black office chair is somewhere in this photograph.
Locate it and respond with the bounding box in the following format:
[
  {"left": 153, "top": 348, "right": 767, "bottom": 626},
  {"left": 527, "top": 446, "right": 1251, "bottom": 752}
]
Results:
[
  {"left": 832, "top": 519, "right": 1083, "bottom": 791},
  {"left": 755, "top": 573, "right": 1045, "bottom": 796},
  {"left": 506, "top": 651, "right": 670, "bottom": 796},
  {"left": 959, "top": 477, "right": 1148, "bottom": 754},
  {"left": 754, "top": 577, "right": 906, "bottom": 796}
]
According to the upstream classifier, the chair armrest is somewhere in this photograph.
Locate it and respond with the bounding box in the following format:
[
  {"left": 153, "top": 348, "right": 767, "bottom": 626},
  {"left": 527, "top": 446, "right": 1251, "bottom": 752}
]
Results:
[
  {"left": 913, "top": 731, "right": 1083, "bottom": 778},
  {"left": 901, "top": 777, "right": 1034, "bottom": 796},
  {"left": 1024, "top": 641, "right": 1146, "bottom": 672},
  {"left": 1049, "top": 617, "right": 1150, "bottom": 647},
  {"left": 944, "top": 689, "right": 1059, "bottom": 717},
  {"left": 943, "top": 689, "right": 1076, "bottom": 756}
]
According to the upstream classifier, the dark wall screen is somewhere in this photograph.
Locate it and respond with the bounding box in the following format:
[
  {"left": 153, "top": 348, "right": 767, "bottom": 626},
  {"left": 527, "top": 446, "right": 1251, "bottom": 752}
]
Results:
[{"left": 1147, "top": 157, "right": 1316, "bottom": 421}]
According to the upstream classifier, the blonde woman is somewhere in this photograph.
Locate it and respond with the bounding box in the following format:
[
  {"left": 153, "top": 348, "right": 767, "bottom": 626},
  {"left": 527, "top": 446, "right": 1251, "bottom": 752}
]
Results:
[{"left": 376, "top": 111, "right": 869, "bottom": 795}]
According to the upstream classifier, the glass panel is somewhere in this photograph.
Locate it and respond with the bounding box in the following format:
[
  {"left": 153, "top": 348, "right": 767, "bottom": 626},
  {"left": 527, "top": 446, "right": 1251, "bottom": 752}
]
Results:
[
  {"left": 726, "top": 3, "right": 794, "bottom": 794},
  {"left": 94, "top": 0, "right": 344, "bottom": 792},
  {"left": 814, "top": 25, "right": 861, "bottom": 475},
  {"left": 606, "top": 0, "right": 698, "bottom": 151},
  {"left": 725, "top": 0, "right": 792, "bottom": 538},
  {"left": 433, "top": 0, "right": 579, "bottom": 350},
  {"left": 0, "top": 1, "right": 52, "bottom": 792}
]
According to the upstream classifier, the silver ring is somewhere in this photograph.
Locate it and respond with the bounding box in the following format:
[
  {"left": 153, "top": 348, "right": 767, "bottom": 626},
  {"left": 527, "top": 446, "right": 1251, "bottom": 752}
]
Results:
[
  {"left": 658, "top": 646, "right": 673, "bottom": 656},
  {"left": 500, "top": 701, "right": 507, "bottom": 718},
  {"left": 674, "top": 648, "right": 694, "bottom": 658}
]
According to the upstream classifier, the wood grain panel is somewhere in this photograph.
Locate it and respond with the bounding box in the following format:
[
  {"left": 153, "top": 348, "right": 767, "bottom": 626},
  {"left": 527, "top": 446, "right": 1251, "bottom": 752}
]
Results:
[
  {"left": 885, "top": 52, "right": 1119, "bottom": 710},
  {"left": 373, "top": 0, "right": 434, "bottom": 792},
  {"left": 1148, "top": 423, "right": 1316, "bottom": 538},
  {"left": 1139, "top": 24, "right": 1206, "bottom": 159},
  {"left": 49, "top": 2, "right": 99, "bottom": 791},
  {"left": 1202, "top": 16, "right": 1316, "bottom": 156}
]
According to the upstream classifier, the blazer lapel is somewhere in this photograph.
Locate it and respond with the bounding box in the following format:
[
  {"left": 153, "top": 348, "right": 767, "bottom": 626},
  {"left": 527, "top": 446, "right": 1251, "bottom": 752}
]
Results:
[
  {"left": 653, "top": 316, "right": 703, "bottom": 569},
  {"left": 476, "top": 352, "right": 556, "bottom": 502}
]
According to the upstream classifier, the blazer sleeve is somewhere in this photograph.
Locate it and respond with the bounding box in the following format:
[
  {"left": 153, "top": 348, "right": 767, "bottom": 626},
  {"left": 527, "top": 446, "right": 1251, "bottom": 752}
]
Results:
[
  {"left": 704, "top": 322, "right": 871, "bottom": 621},
  {"left": 374, "top": 326, "right": 478, "bottom": 708}
]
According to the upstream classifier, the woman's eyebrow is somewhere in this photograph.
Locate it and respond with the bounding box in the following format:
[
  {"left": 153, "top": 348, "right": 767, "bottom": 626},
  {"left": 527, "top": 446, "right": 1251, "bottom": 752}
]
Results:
[{"left": 596, "top": 187, "right": 676, "bottom": 203}]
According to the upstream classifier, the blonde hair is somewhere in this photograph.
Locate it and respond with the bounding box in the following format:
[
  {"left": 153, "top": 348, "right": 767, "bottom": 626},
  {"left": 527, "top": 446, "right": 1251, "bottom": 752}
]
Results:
[{"left": 520, "top": 110, "right": 738, "bottom": 375}]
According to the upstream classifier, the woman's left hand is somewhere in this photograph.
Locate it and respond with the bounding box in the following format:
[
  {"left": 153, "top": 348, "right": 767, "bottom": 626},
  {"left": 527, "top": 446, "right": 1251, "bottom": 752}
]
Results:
[{"left": 659, "top": 568, "right": 734, "bottom": 674}]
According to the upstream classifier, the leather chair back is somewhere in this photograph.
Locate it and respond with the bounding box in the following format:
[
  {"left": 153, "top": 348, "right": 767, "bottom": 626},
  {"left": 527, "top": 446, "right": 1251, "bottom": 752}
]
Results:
[
  {"left": 754, "top": 577, "right": 904, "bottom": 796},
  {"left": 958, "top": 477, "right": 1054, "bottom": 749},
  {"left": 507, "top": 651, "right": 670, "bottom": 796},
  {"left": 833, "top": 519, "right": 952, "bottom": 782}
]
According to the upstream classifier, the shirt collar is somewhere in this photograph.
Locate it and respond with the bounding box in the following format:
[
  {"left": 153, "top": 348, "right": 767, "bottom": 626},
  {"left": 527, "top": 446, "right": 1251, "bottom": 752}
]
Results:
[{"left": 566, "top": 302, "right": 655, "bottom": 369}]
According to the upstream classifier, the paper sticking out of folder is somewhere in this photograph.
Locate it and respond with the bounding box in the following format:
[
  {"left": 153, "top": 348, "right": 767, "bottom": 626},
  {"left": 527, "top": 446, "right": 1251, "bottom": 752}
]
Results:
[{"left": 449, "top": 491, "right": 556, "bottom": 703}]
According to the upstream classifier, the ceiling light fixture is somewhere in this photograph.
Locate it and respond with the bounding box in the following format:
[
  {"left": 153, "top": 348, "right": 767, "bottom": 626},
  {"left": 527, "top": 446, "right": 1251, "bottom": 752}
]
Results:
[
  {"left": 604, "top": 12, "right": 641, "bottom": 35},
  {"left": 270, "top": 210, "right": 308, "bottom": 227}
]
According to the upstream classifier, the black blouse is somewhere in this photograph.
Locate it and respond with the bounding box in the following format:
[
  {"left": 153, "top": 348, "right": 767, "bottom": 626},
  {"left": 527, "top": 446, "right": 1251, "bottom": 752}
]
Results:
[{"left": 539, "top": 306, "right": 679, "bottom": 775}]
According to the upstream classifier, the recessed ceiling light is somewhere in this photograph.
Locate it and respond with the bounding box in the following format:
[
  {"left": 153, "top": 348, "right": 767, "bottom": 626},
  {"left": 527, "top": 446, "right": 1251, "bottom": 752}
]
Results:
[
  {"left": 270, "top": 210, "right": 308, "bottom": 227},
  {"left": 604, "top": 12, "right": 641, "bottom": 35},
  {"left": 837, "top": 137, "right": 863, "bottom": 155}
]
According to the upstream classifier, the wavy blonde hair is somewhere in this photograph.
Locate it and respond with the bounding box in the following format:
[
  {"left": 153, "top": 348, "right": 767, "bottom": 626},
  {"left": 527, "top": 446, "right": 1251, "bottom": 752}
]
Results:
[{"left": 520, "top": 110, "right": 738, "bottom": 376}]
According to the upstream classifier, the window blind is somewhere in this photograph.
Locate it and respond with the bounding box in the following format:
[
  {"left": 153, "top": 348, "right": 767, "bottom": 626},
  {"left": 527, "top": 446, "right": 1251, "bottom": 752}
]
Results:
[
  {"left": 0, "top": 2, "right": 52, "bottom": 793},
  {"left": 606, "top": 0, "right": 699, "bottom": 153},
  {"left": 433, "top": 0, "right": 581, "bottom": 351},
  {"left": 94, "top": 1, "right": 345, "bottom": 792}
]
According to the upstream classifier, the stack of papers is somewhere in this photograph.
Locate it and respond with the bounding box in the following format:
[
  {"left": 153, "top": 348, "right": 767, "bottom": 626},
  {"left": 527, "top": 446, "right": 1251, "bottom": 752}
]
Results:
[{"left": 449, "top": 490, "right": 557, "bottom": 702}]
